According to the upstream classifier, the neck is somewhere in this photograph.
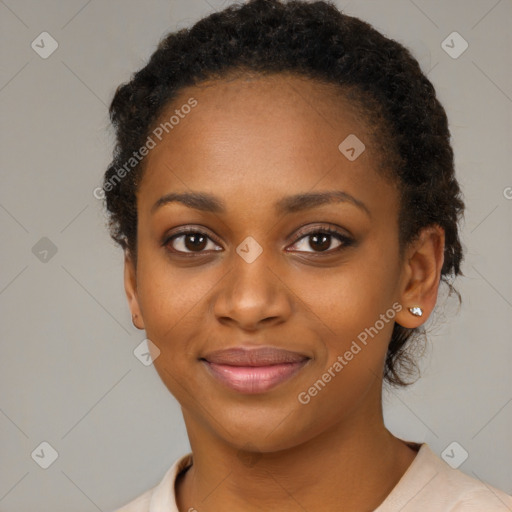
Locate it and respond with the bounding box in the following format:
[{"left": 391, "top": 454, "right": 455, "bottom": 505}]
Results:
[{"left": 176, "top": 384, "right": 418, "bottom": 511}]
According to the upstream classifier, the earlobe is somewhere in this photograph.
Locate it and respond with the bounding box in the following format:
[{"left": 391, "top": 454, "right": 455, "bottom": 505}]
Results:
[
  {"left": 124, "top": 251, "right": 145, "bottom": 330},
  {"left": 395, "top": 225, "right": 445, "bottom": 329}
]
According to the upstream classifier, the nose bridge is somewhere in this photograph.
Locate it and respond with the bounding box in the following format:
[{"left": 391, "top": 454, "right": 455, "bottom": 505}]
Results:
[
  {"left": 231, "top": 236, "right": 278, "bottom": 303},
  {"left": 214, "top": 235, "right": 291, "bottom": 326}
]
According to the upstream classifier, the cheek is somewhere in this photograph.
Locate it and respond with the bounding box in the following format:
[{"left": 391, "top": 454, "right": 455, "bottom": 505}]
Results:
[
  {"left": 136, "top": 265, "right": 203, "bottom": 400},
  {"left": 293, "top": 254, "right": 399, "bottom": 335},
  {"left": 134, "top": 256, "right": 220, "bottom": 385},
  {"left": 135, "top": 250, "right": 212, "bottom": 332},
  {"left": 293, "top": 251, "right": 400, "bottom": 375}
]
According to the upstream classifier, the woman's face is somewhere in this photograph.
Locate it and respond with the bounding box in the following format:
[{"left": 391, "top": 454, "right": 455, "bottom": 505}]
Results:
[{"left": 126, "top": 73, "right": 412, "bottom": 452}]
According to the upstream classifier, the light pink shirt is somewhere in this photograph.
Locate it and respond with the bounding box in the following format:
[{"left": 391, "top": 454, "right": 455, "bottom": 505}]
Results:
[{"left": 114, "top": 442, "right": 512, "bottom": 511}]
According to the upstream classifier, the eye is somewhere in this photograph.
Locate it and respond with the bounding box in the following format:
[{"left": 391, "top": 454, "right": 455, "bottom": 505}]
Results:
[
  {"left": 163, "top": 228, "right": 222, "bottom": 254},
  {"left": 162, "top": 225, "right": 354, "bottom": 256},
  {"left": 288, "top": 225, "right": 354, "bottom": 254}
]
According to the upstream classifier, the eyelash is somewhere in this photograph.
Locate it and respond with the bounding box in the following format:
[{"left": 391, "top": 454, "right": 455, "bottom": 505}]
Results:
[{"left": 162, "top": 224, "right": 354, "bottom": 256}]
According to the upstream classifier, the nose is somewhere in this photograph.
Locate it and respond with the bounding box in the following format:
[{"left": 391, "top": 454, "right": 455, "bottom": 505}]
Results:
[{"left": 212, "top": 246, "right": 293, "bottom": 331}]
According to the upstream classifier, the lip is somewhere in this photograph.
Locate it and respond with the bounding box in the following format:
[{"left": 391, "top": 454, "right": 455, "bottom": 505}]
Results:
[{"left": 200, "top": 346, "right": 310, "bottom": 394}]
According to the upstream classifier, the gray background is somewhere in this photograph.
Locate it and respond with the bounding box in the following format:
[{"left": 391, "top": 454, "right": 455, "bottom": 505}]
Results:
[{"left": 0, "top": 0, "right": 511, "bottom": 510}]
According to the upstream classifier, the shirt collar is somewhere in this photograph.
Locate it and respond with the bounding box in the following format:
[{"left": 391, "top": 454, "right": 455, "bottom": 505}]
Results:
[{"left": 149, "top": 452, "right": 193, "bottom": 512}]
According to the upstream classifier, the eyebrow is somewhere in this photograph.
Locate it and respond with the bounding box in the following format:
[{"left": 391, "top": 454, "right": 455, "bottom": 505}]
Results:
[{"left": 151, "top": 190, "right": 370, "bottom": 217}]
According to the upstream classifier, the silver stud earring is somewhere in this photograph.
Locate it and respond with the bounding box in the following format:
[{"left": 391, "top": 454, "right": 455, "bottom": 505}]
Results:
[{"left": 408, "top": 306, "right": 423, "bottom": 317}]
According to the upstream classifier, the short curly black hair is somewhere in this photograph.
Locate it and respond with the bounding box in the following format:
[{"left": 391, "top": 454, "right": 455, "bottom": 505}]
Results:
[{"left": 102, "top": 0, "right": 465, "bottom": 388}]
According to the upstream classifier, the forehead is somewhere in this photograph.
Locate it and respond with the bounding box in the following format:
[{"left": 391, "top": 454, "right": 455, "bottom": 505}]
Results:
[
  {"left": 163, "top": 72, "right": 365, "bottom": 138},
  {"left": 137, "top": 72, "right": 394, "bottom": 214}
]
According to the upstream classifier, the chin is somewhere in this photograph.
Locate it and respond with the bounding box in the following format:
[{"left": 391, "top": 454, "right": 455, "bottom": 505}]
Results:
[{"left": 214, "top": 406, "right": 316, "bottom": 454}]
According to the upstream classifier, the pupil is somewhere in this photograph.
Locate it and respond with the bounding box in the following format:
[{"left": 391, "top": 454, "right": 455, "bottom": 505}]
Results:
[
  {"left": 185, "top": 233, "right": 207, "bottom": 251},
  {"left": 310, "top": 234, "right": 330, "bottom": 252}
]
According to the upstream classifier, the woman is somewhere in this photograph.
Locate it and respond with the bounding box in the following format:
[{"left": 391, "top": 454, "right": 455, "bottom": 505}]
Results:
[{"left": 104, "top": 0, "right": 512, "bottom": 510}]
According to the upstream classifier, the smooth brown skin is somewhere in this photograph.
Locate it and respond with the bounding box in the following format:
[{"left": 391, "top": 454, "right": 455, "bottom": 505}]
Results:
[{"left": 124, "top": 73, "right": 445, "bottom": 511}]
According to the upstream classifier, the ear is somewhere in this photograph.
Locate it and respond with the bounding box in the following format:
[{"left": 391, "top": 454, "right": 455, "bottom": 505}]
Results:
[
  {"left": 395, "top": 225, "right": 445, "bottom": 328},
  {"left": 124, "top": 250, "right": 145, "bottom": 330}
]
